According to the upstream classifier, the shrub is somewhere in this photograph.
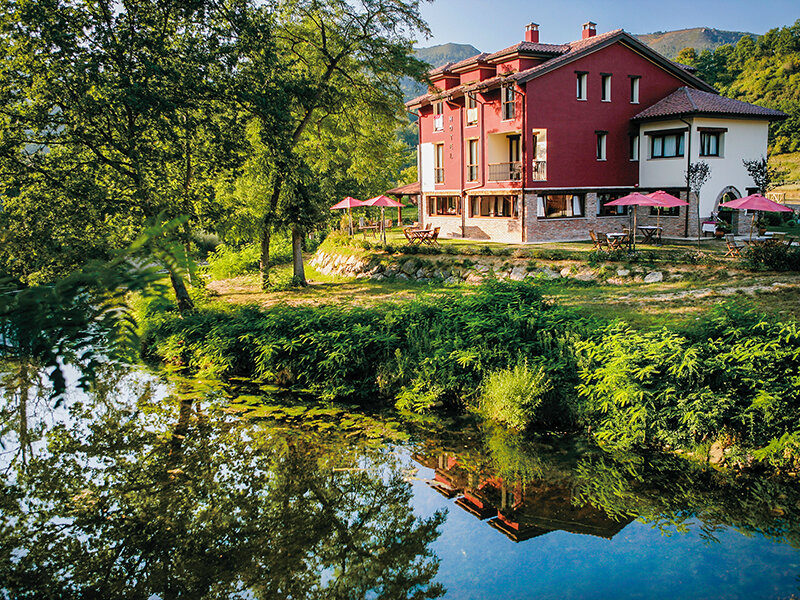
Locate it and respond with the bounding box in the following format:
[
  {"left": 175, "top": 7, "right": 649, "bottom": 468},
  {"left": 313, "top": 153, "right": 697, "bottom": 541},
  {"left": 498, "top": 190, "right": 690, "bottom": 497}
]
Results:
[
  {"left": 478, "top": 245, "right": 494, "bottom": 256},
  {"left": 742, "top": 243, "right": 800, "bottom": 271},
  {"left": 206, "top": 244, "right": 261, "bottom": 279},
  {"left": 478, "top": 362, "right": 553, "bottom": 430}
]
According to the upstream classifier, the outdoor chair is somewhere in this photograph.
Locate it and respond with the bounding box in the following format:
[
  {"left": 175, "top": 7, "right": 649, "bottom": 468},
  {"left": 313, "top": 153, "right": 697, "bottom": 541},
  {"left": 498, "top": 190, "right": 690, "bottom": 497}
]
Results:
[
  {"left": 589, "top": 229, "right": 608, "bottom": 251},
  {"left": 724, "top": 234, "right": 744, "bottom": 257},
  {"left": 403, "top": 227, "right": 414, "bottom": 243},
  {"left": 423, "top": 227, "right": 441, "bottom": 246}
]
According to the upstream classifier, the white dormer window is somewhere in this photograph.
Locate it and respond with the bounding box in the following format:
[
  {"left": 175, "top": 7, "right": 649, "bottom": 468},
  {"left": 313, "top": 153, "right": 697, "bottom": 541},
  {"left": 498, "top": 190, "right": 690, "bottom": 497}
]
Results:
[{"left": 576, "top": 72, "right": 588, "bottom": 100}]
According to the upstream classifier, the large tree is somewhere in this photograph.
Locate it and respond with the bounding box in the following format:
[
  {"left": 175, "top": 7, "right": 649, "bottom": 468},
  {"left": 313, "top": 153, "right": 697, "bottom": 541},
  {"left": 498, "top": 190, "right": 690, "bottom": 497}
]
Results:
[
  {"left": 226, "top": 0, "right": 431, "bottom": 288},
  {"left": 0, "top": 0, "right": 246, "bottom": 309}
]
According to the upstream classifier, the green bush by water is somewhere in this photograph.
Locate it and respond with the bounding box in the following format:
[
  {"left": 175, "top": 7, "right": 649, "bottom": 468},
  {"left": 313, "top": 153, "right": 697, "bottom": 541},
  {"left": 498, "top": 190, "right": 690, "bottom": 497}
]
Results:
[{"left": 478, "top": 362, "right": 553, "bottom": 430}]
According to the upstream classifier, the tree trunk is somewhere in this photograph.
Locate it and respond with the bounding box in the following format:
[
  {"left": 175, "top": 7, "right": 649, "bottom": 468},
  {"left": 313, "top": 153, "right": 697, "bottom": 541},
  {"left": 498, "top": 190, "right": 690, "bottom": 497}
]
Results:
[
  {"left": 18, "top": 360, "right": 29, "bottom": 468},
  {"left": 260, "top": 227, "right": 271, "bottom": 290},
  {"left": 169, "top": 272, "right": 194, "bottom": 313},
  {"left": 291, "top": 225, "right": 306, "bottom": 286}
]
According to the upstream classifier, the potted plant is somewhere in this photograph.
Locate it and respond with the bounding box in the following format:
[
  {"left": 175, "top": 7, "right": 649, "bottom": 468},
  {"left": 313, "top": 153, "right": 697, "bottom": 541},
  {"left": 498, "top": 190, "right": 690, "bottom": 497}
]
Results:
[{"left": 714, "top": 221, "right": 731, "bottom": 238}]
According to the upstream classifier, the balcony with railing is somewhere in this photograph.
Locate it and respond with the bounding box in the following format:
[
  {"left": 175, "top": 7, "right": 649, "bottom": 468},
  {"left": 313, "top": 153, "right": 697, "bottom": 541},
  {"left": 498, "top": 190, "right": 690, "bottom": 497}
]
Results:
[
  {"left": 487, "top": 162, "right": 522, "bottom": 182},
  {"left": 531, "top": 160, "right": 547, "bottom": 181}
]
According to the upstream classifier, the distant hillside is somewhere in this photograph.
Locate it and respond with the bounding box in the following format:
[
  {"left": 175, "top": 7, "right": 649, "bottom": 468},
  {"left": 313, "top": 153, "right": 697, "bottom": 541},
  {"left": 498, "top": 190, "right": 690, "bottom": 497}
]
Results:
[
  {"left": 636, "top": 27, "right": 756, "bottom": 59},
  {"left": 402, "top": 43, "right": 481, "bottom": 101}
]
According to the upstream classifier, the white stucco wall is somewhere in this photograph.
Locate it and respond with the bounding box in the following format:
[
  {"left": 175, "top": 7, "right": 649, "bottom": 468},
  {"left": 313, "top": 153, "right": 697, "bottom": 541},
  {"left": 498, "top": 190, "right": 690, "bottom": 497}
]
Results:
[{"left": 638, "top": 117, "right": 770, "bottom": 219}]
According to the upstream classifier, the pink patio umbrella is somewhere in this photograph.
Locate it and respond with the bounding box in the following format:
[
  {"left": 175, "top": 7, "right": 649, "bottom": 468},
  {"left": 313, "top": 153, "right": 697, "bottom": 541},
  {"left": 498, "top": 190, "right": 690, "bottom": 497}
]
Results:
[
  {"left": 363, "top": 195, "right": 405, "bottom": 245},
  {"left": 605, "top": 192, "right": 670, "bottom": 251},
  {"left": 646, "top": 190, "right": 688, "bottom": 236},
  {"left": 330, "top": 196, "right": 364, "bottom": 236},
  {"left": 719, "top": 194, "right": 793, "bottom": 240}
]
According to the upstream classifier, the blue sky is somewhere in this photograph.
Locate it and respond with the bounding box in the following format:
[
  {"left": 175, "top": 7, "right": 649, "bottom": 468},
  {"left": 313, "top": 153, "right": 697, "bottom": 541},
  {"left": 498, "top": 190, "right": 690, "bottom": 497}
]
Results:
[{"left": 417, "top": 0, "right": 798, "bottom": 50}]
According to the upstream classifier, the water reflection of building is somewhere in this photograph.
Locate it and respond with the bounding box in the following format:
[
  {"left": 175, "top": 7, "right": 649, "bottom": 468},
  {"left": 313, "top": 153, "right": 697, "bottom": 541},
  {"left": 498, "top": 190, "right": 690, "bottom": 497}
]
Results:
[{"left": 413, "top": 451, "right": 632, "bottom": 543}]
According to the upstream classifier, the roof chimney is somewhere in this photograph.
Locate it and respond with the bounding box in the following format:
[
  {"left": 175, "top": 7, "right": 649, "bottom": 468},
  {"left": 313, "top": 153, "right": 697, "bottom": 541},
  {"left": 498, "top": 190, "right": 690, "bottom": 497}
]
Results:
[
  {"left": 582, "top": 21, "right": 597, "bottom": 39},
  {"left": 525, "top": 22, "right": 540, "bottom": 44}
]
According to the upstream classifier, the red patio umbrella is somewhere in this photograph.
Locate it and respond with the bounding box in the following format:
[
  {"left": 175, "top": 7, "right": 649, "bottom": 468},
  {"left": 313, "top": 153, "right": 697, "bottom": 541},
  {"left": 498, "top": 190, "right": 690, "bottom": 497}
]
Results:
[
  {"left": 646, "top": 190, "right": 688, "bottom": 235},
  {"left": 719, "top": 194, "right": 792, "bottom": 240},
  {"left": 330, "top": 196, "right": 364, "bottom": 236},
  {"left": 605, "top": 192, "right": 669, "bottom": 251},
  {"left": 363, "top": 195, "right": 405, "bottom": 245}
]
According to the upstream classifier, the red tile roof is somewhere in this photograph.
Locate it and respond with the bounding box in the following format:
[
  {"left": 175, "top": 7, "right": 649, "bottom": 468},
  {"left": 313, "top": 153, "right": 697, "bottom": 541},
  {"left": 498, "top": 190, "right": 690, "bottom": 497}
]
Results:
[
  {"left": 485, "top": 41, "right": 568, "bottom": 62},
  {"left": 632, "top": 87, "right": 788, "bottom": 121},
  {"left": 407, "top": 28, "right": 715, "bottom": 109}
]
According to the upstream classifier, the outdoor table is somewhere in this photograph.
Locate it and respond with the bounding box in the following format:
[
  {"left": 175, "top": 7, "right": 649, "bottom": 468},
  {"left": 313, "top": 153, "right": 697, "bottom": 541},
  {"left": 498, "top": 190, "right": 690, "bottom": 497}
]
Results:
[
  {"left": 606, "top": 232, "right": 629, "bottom": 250},
  {"left": 360, "top": 225, "right": 379, "bottom": 238},
  {"left": 747, "top": 236, "right": 778, "bottom": 247},
  {"left": 407, "top": 228, "right": 432, "bottom": 245},
  {"left": 638, "top": 225, "right": 662, "bottom": 244}
]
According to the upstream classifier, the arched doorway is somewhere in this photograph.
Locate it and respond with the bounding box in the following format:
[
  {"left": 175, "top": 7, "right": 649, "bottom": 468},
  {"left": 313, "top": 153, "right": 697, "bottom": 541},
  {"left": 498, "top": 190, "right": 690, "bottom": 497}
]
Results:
[{"left": 714, "top": 186, "right": 741, "bottom": 230}]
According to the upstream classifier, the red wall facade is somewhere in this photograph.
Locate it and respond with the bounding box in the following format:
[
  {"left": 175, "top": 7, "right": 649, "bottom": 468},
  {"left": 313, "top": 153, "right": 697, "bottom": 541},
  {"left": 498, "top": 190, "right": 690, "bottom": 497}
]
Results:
[{"left": 523, "top": 42, "right": 693, "bottom": 189}]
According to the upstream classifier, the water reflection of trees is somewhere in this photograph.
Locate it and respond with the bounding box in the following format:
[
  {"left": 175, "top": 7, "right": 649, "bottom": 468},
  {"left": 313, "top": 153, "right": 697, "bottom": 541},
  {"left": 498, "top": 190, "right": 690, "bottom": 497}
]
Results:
[
  {"left": 0, "top": 378, "right": 445, "bottom": 600},
  {"left": 412, "top": 424, "right": 800, "bottom": 549}
]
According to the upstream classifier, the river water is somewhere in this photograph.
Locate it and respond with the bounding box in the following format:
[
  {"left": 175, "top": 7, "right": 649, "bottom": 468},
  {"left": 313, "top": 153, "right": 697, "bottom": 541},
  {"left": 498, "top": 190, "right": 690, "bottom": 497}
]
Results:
[{"left": 2, "top": 367, "right": 799, "bottom": 599}]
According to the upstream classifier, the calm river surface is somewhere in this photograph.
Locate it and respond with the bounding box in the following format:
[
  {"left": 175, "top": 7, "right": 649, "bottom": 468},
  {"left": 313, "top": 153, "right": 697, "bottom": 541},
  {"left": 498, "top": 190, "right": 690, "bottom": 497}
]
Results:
[{"left": 2, "top": 367, "right": 799, "bottom": 599}]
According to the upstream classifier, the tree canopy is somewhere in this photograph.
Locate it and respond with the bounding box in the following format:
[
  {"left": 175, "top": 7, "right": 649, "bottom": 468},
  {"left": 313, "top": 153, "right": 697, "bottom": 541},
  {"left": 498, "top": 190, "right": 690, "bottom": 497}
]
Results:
[{"left": 676, "top": 20, "right": 800, "bottom": 154}]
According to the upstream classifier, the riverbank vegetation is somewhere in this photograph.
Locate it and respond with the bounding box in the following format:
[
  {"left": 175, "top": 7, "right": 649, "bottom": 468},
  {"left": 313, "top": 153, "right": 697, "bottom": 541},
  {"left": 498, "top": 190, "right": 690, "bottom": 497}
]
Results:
[{"left": 140, "top": 271, "right": 800, "bottom": 471}]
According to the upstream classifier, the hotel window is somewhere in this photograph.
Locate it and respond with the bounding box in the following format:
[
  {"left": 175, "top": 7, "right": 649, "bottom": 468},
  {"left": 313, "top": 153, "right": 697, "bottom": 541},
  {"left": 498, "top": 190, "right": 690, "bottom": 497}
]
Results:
[
  {"left": 630, "top": 76, "right": 640, "bottom": 103},
  {"left": 601, "top": 74, "right": 611, "bottom": 101},
  {"left": 466, "top": 93, "right": 478, "bottom": 125},
  {"left": 471, "top": 195, "right": 518, "bottom": 218},
  {"left": 576, "top": 72, "right": 588, "bottom": 100},
  {"left": 433, "top": 101, "right": 444, "bottom": 131},
  {"left": 597, "top": 193, "right": 629, "bottom": 216},
  {"left": 429, "top": 195, "right": 461, "bottom": 216},
  {"left": 467, "top": 139, "right": 479, "bottom": 182},
  {"left": 650, "top": 132, "right": 684, "bottom": 158},
  {"left": 502, "top": 85, "right": 515, "bottom": 120},
  {"left": 630, "top": 135, "right": 639, "bottom": 161},
  {"left": 434, "top": 143, "right": 444, "bottom": 183},
  {"left": 700, "top": 131, "right": 722, "bottom": 156},
  {"left": 596, "top": 131, "right": 607, "bottom": 161},
  {"left": 537, "top": 194, "right": 585, "bottom": 219}
]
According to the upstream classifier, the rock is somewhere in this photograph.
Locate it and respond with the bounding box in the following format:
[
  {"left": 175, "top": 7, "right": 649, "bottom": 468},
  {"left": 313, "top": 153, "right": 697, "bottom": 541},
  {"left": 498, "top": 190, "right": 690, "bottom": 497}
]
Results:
[
  {"left": 416, "top": 268, "right": 427, "bottom": 279},
  {"left": 384, "top": 267, "right": 398, "bottom": 277},
  {"left": 465, "top": 272, "right": 483, "bottom": 284},
  {"left": 708, "top": 441, "right": 726, "bottom": 465},
  {"left": 560, "top": 267, "right": 572, "bottom": 278},
  {"left": 395, "top": 273, "right": 410, "bottom": 281},
  {"left": 475, "top": 264, "right": 490, "bottom": 274},
  {"left": 536, "top": 267, "right": 561, "bottom": 280},
  {"left": 574, "top": 271, "right": 596, "bottom": 282},
  {"left": 509, "top": 265, "right": 527, "bottom": 281},
  {"left": 371, "top": 273, "right": 385, "bottom": 281},
  {"left": 444, "top": 276, "right": 460, "bottom": 285},
  {"left": 417, "top": 277, "right": 431, "bottom": 284},
  {"left": 401, "top": 259, "right": 417, "bottom": 275},
  {"left": 644, "top": 271, "right": 664, "bottom": 283},
  {"left": 616, "top": 268, "right": 630, "bottom": 277}
]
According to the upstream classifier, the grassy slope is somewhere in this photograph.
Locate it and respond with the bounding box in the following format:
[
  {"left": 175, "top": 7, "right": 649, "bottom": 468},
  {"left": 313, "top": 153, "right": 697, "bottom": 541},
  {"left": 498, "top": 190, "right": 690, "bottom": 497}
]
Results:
[
  {"left": 205, "top": 235, "right": 800, "bottom": 330},
  {"left": 771, "top": 152, "right": 800, "bottom": 199}
]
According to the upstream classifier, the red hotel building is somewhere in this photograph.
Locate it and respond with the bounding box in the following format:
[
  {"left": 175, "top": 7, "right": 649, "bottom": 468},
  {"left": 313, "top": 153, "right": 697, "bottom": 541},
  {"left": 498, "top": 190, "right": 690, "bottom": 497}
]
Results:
[{"left": 407, "top": 22, "right": 786, "bottom": 243}]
